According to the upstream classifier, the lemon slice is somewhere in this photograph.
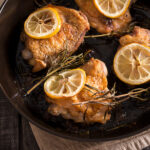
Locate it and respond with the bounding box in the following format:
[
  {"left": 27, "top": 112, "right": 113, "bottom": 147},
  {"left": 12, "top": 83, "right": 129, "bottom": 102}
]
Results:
[
  {"left": 93, "top": 0, "right": 131, "bottom": 18},
  {"left": 44, "top": 69, "right": 86, "bottom": 99},
  {"left": 114, "top": 43, "right": 150, "bottom": 85},
  {"left": 24, "top": 7, "right": 61, "bottom": 39}
]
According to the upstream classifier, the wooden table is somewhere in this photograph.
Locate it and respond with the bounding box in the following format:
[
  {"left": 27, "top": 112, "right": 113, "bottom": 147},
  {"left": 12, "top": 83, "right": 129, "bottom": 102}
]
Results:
[{"left": 0, "top": 89, "right": 40, "bottom": 150}]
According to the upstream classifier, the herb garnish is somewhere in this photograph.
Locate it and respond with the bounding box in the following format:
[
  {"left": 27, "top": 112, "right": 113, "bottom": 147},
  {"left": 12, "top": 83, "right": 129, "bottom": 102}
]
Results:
[
  {"left": 27, "top": 50, "right": 90, "bottom": 95},
  {"left": 85, "top": 22, "right": 137, "bottom": 38},
  {"left": 73, "top": 84, "right": 150, "bottom": 106}
]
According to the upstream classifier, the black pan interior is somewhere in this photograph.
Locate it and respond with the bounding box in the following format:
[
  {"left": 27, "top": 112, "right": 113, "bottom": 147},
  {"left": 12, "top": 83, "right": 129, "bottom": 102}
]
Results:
[{"left": 2, "top": 0, "right": 150, "bottom": 140}]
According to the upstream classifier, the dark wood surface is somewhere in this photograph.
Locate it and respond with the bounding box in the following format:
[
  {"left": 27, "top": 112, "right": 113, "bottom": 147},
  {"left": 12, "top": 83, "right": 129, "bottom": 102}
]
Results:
[{"left": 0, "top": 89, "right": 39, "bottom": 150}]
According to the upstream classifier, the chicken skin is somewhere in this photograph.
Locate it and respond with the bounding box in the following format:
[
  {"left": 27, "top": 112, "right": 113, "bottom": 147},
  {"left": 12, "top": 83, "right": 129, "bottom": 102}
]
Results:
[
  {"left": 119, "top": 26, "right": 150, "bottom": 47},
  {"left": 21, "top": 5, "right": 90, "bottom": 72},
  {"left": 46, "top": 58, "right": 111, "bottom": 124},
  {"left": 75, "top": 0, "right": 132, "bottom": 34}
]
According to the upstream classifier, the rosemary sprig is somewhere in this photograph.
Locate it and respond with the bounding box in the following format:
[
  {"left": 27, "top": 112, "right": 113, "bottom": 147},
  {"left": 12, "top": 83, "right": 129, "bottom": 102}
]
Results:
[
  {"left": 85, "top": 84, "right": 106, "bottom": 94},
  {"left": 34, "top": 0, "right": 43, "bottom": 7},
  {"left": 73, "top": 84, "right": 150, "bottom": 106},
  {"left": 85, "top": 83, "right": 116, "bottom": 98},
  {"left": 85, "top": 22, "right": 137, "bottom": 38},
  {"left": 104, "top": 106, "right": 110, "bottom": 121},
  {"left": 83, "top": 105, "right": 88, "bottom": 121},
  {"left": 85, "top": 33, "right": 114, "bottom": 38},
  {"left": 27, "top": 51, "right": 90, "bottom": 95}
]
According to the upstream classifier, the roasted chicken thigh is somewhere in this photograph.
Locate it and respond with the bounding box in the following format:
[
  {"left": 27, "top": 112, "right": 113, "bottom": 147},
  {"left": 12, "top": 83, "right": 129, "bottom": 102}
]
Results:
[
  {"left": 21, "top": 5, "right": 90, "bottom": 72},
  {"left": 119, "top": 26, "right": 150, "bottom": 47},
  {"left": 46, "top": 58, "right": 111, "bottom": 124},
  {"left": 75, "top": 0, "right": 132, "bottom": 34}
]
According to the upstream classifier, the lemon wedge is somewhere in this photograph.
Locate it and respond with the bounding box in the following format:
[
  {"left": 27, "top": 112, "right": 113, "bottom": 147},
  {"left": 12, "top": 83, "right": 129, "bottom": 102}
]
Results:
[
  {"left": 24, "top": 7, "right": 61, "bottom": 39},
  {"left": 113, "top": 43, "right": 150, "bottom": 85},
  {"left": 93, "top": 0, "right": 131, "bottom": 18},
  {"left": 44, "top": 69, "right": 86, "bottom": 99}
]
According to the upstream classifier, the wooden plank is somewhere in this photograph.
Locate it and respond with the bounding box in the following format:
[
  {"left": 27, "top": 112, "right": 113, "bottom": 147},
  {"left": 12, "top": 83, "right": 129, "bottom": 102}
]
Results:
[
  {"left": 0, "top": 90, "right": 19, "bottom": 150},
  {"left": 0, "top": 89, "right": 39, "bottom": 150},
  {"left": 20, "top": 118, "right": 40, "bottom": 150}
]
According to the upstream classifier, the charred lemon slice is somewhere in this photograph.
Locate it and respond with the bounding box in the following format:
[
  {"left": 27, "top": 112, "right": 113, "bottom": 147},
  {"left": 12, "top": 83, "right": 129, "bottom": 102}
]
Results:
[
  {"left": 113, "top": 43, "right": 150, "bottom": 85},
  {"left": 93, "top": 0, "right": 131, "bottom": 18},
  {"left": 24, "top": 7, "right": 61, "bottom": 39},
  {"left": 44, "top": 69, "right": 86, "bottom": 99}
]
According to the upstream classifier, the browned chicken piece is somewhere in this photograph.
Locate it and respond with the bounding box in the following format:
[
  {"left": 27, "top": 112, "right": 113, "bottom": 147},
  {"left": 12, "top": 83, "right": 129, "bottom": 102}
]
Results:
[
  {"left": 21, "top": 5, "right": 90, "bottom": 72},
  {"left": 46, "top": 58, "right": 111, "bottom": 124},
  {"left": 119, "top": 26, "right": 150, "bottom": 47},
  {"left": 75, "top": 0, "right": 132, "bottom": 34}
]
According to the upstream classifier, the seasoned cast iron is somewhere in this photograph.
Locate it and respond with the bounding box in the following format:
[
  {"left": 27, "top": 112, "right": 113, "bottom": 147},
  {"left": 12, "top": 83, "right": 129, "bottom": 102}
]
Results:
[{"left": 1, "top": 0, "right": 150, "bottom": 141}]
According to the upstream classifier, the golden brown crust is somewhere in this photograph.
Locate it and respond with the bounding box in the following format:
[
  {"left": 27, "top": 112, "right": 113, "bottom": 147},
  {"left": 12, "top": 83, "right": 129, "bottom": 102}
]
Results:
[
  {"left": 75, "top": 0, "right": 132, "bottom": 33},
  {"left": 119, "top": 26, "right": 150, "bottom": 47},
  {"left": 46, "top": 58, "right": 111, "bottom": 124},
  {"left": 22, "top": 5, "right": 90, "bottom": 72}
]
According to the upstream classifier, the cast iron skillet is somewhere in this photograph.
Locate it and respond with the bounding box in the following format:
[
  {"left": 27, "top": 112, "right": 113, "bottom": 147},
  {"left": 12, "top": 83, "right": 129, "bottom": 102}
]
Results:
[{"left": 1, "top": 0, "right": 150, "bottom": 141}]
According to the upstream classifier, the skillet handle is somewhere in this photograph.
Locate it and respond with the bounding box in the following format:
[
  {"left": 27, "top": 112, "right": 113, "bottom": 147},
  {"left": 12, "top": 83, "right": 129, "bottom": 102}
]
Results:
[{"left": 0, "top": 0, "right": 8, "bottom": 14}]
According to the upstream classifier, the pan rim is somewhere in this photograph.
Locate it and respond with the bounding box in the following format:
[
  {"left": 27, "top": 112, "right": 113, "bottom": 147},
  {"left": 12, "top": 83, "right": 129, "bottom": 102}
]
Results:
[{"left": 1, "top": 83, "right": 150, "bottom": 142}]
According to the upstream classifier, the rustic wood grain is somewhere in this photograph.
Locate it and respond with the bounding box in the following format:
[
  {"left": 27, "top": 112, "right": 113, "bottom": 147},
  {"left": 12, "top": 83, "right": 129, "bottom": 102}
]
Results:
[
  {"left": 0, "top": 90, "right": 19, "bottom": 150},
  {"left": 0, "top": 89, "right": 39, "bottom": 150},
  {"left": 20, "top": 118, "right": 40, "bottom": 150}
]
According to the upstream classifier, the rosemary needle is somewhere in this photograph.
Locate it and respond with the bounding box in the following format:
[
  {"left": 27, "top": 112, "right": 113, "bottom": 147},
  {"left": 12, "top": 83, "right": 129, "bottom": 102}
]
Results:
[
  {"left": 27, "top": 51, "right": 90, "bottom": 95},
  {"left": 85, "top": 22, "right": 137, "bottom": 38},
  {"left": 73, "top": 85, "right": 150, "bottom": 107}
]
